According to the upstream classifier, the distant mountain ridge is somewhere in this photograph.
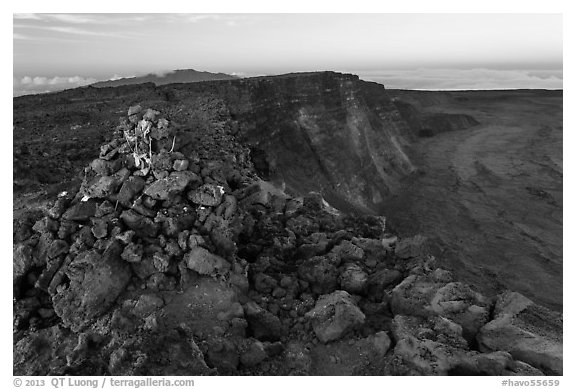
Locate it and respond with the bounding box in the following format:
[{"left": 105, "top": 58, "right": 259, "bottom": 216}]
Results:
[{"left": 91, "top": 69, "right": 238, "bottom": 88}]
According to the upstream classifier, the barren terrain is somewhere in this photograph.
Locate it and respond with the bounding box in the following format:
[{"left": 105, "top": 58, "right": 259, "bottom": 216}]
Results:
[
  {"left": 386, "top": 90, "right": 563, "bottom": 311},
  {"left": 12, "top": 75, "right": 563, "bottom": 375}
]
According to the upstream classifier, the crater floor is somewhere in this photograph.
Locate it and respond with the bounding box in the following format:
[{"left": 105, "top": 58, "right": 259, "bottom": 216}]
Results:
[{"left": 384, "top": 90, "right": 563, "bottom": 311}]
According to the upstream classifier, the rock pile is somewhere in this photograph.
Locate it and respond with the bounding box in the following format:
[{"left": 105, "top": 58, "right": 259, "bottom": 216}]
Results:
[{"left": 13, "top": 106, "right": 562, "bottom": 376}]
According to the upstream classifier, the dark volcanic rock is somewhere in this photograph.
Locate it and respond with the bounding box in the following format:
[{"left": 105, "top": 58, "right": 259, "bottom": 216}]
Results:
[
  {"left": 120, "top": 210, "right": 159, "bottom": 237},
  {"left": 62, "top": 200, "right": 97, "bottom": 222},
  {"left": 477, "top": 291, "right": 563, "bottom": 375},
  {"left": 52, "top": 241, "right": 131, "bottom": 331},
  {"left": 305, "top": 290, "right": 365, "bottom": 343},
  {"left": 117, "top": 176, "right": 146, "bottom": 207},
  {"left": 298, "top": 255, "right": 340, "bottom": 294},
  {"left": 188, "top": 183, "right": 224, "bottom": 207},
  {"left": 244, "top": 301, "right": 285, "bottom": 341},
  {"left": 184, "top": 246, "right": 230, "bottom": 275},
  {"left": 144, "top": 171, "right": 198, "bottom": 200},
  {"left": 339, "top": 263, "right": 369, "bottom": 295}
]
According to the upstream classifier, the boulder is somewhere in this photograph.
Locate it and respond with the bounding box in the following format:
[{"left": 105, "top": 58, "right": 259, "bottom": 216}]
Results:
[
  {"left": 152, "top": 252, "right": 171, "bottom": 273},
  {"left": 117, "top": 176, "right": 146, "bottom": 207},
  {"left": 91, "top": 218, "right": 108, "bottom": 239},
  {"left": 429, "top": 282, "right": 491, "bottom": 340},
  {"left": 188, "top": 234, "right": 206, "bottom": 249},
  {"left": 132, "top": 294, "right": 164, "bottom": 318},
  {"left": 330, "top": 240, "right": 364, "bottom": 262},
  {"left": 391, "top": 274, "right": 491, "bottom": 341},
  {"left": 127, "top": 105, "right": 142, "bottom": 116},
  {"left": 81, "top": 168, "right": 130, "bottom": 199},
  {"left": 285, "top": 215, "right": 318, "bottom": 237},
  {"left": 297, "top": 234, "right": 329, "bottom": 259},
  {"left": 240, "top": 340, "right": 267, "bottom": 367},
  {"left": 253, "top": 273, "right": 278, "bottom": 294},
  {"left": 305, "top": 290, "right": 365, "bottom": 343},
  {"left": 339, "top": 262, "right": 368, "bottom": 294},
  {"left": 150, "top": 123, "right": 171, "bottom": 140},
  {"left": 390, "top": 274, "right": 439, "bottom": 317},
  {"left": 47, "top": 239, "right": 69, "bottom": 259},
  {"left": 52, "top": 241, "right": 132, "bottom": 331},
  {"left": 120, "top": 210, "right": 159, "bottom": 238},
  {"left": 391, "top": 314, "right": 545, "bottom": 376},
  {"left": 144, "top": 171, "right": 198, "bottom": 200},
  {"left": 371, "top": 331, "right": 392, "bottom": 356},
  {"left": 297, "top": 255, "right": 340, "bottom": 294},
  {"left": 32, "top": 216, "right": 59, "bottom": 234},
  {"left": 184, "top": 246, "right": 230, "bottom": 275},
  {"left": 90, "top": 158, "right": 121, "bottom": 176},
  {"left": 477, "top": 291, "right": 563, "bottom": 375},
  {"left": 244, "top": 301, "right": 285, "bottom": 341},
  {"left": 367, "top": 268, "right": 403, "bottom": 299},
  {"left": 13, "top": 243, "right": 38, "bottom": 280},
  {"left": 62, "top": 200, "right": 97, "bottom": 222},
  {"left": 390, "top": 315, "right": 470, "bottom": 375},
  {"left": 143, "top": 108, "right": 160, "bottom": 122},
  {"left": 188, "top": 184, "right": 224, "bottom": 207},
  {"left": 173, "top": 159, "right": 189, "bottom": 171},
  {"left": 206, "top": 339, "right": 239, "bottom": 373},
  {"left": 121, "top": 242, "right": 143, "bottom": 263}
]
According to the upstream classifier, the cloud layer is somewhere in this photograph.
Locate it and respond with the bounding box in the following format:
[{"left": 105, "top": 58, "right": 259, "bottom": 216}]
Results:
[
  {"left": 13, "top": 75, "right": 97, "bottom": 96},
  {"left": 358, "top": 68, "right": 563, "bottom": 90}
]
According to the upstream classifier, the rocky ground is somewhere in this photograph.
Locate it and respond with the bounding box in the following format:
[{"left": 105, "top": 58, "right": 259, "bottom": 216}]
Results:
[{"left": 13, "top": 104, "right": 563, "bottom": 376}]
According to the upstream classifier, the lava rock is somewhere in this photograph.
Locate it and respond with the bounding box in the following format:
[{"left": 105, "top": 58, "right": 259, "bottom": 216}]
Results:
[
  {"left": 62, "top": 200, "right": 97, "bottom": 222},
  {"left": 90, "top": 158, "right": 121, "bottom": 177},
  {"left": 81, "top": 168, "right": 130, "bottom": 199},
  {"left": 143, "top": 171, "right": 198, "bottom": 201},
  {"left": 477, "top": 291, "right": 563, "bottom": 375},
  {"left": 121, "top": 242, "right": 143, "bottom": 263},
  {"left": 127, "top": 105, "right": 142, "bottom": 116},
  {"left": 188, "top": 234, "right": 206, "bottom": 249},
  {"left": 339, "top": 262, "right": 368, "bottom": 294},
  {"left": 13, "top": 243, "right": 38, "bottom": 280},
  {"left": 173, "top": 159, "right": 189, "bottom": 171},
  {"left": 117, "top": 176, "right": 146, "bottom": 207},
  {"left": 429, "top": 282, "right": 491, "bottom": 340},
  {"left": 244, "top": 301, "right": 285, "bottom": 341},
  {"left": 32, "top": 217, "right": 59, "bottom": 234},
  {"left": 120, "top": 210, "right": 159, "bottom": 238},
  {"left": 152, "top": 252, "right": 171, "bottom": 273},
  {"left": 391, "top": 315, "right": 469, "bottom": 375},
  {"left": 188, "top": 184, "right": 224, "bottom": 207},
  {"left": 52, "top": 241, "right": 132, "bottom": 331},
  {"left": 143, "top": 108, "right": 160, "bottom": 122},
  {"left": 367, "top": 268, "right": 403, "bottom": 299},
  {"left": 91, "top": 218, "right": 108, "bottom": 239},
  {"left": 298, "top": 255, "right": 340, "bottom": 294},
  {"left": 184, "top": 246, "right": 230, "bottom": 275},
  {"left": 47, "top": 239, "right": 69, "bottom": 259},
  {"left": 253, "top": 273, "right": 278, "bottom": 294},
  {"left": 305, "top": 290, "right": 365, "bottom": 343},
  {"left": 240, "top": 340, "right": 267, "bottom": 367},
  {"left": 330, "top": 240, "right": 364, "bottom": 262},
  {"left": 132, "top": 294, "right": 164, "bottom": 318}
]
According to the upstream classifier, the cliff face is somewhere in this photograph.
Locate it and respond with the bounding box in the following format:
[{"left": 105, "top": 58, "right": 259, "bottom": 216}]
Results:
[
  {"left": 166, "top": 72, "right": 416, "bottom": 213},
  {"left": 14, "top": 72, "right": 417, "bottom": 213}
]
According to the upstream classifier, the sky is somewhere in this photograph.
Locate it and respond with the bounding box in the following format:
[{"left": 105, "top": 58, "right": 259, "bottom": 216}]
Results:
[{"left": 13, "top": 13, "right": 563, "bottom": 95}]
